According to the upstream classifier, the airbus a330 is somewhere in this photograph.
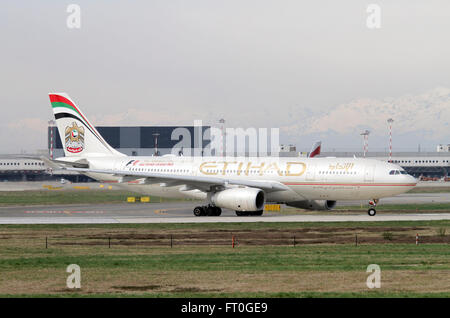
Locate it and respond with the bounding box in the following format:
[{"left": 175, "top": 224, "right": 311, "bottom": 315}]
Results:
[{"left": 44, "top": 93, "right": 417, "bottom": 217}]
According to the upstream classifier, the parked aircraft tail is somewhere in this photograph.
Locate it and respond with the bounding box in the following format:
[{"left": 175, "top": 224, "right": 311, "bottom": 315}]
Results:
[{"left": 308, "top": 141, "right": 321, "bottom": 158}]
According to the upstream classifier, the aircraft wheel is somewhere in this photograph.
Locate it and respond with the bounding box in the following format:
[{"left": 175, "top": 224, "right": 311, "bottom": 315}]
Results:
[
  {"left": 205, "top": 206, "right": 214, "bottom": 216},
  {"left": 193, "top": 206, "right": 205, "bottom": 217},
  {"left": 214, "top": 207, "right": 222, "bottom": 216},
  {"left": 235, "top": 211, "right": 247, "bottom": 216},
  {"left": 368, "top": 208, "right": 376, "bottom": 216},
  {"left": 252, "top": 210, "right": 263, "bottom": 216}
]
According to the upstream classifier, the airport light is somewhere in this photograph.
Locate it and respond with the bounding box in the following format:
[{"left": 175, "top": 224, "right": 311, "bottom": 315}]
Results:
[
  {"left": 48, "top": 120, "right": 56, "bottom": 159},
  {"left": 152, "top": 133, "right": 160, "bottom": 156},
  {"left": 219, "top": 118, "right": 225, "bottom": 157},
  {"left": 360, "top": 130, "right": 370, "bottom": 158},
  {"left": 387, "top": 118, "right": 394, "bottom": 162}
]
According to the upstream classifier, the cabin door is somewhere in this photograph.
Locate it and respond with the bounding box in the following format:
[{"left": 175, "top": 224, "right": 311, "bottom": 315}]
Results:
[{"left": 364, "top": 164, "right": 375, "bottom": 182}]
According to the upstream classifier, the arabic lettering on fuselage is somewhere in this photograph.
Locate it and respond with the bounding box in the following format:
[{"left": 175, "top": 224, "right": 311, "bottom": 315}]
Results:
[{"left": 328, "top": 163, "right": 355, "bottom": 171}]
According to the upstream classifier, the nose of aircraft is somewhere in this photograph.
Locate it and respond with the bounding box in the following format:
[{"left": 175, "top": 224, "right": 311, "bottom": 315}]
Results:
[{"left": 406, "top": 174, "right": 418, "bottom": 186}]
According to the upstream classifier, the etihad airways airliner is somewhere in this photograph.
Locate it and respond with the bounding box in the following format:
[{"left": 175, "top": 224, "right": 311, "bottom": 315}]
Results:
[{"left": 44, "top": 93, "right": 417, "bottom": 217}]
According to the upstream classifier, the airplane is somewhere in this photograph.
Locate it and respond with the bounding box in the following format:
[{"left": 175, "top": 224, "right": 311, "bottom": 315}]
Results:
[{"left": 44, "top": 93, "right": 417, "bottom": 217}]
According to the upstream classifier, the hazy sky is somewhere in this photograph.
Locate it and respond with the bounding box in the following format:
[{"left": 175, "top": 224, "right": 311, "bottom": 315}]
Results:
[{"left": 1, "top": 0, "right": 449, "bottom": 154}]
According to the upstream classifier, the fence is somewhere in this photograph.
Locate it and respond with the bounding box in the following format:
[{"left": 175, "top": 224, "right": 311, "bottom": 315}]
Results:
[{"left": 1, "top": 231, "right": 447, "bottom": 249}]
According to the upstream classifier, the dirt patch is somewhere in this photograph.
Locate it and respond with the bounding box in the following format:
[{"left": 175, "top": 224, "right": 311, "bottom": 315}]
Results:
[
  {"left": 112, "top": 285, "right": 161, "bottom": 291},
  {"left": 170, "top": 287, "right": 222, "bottom": 293}
]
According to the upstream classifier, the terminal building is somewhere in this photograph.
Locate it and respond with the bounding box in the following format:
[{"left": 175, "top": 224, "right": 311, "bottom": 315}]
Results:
[{"left": 0, "top": 156, "right": 48, "bottom": 181}]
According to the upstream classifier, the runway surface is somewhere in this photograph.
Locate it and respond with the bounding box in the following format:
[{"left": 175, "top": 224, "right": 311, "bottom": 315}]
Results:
[{"left": 0, "top": 192, "right": 449, "bottom": 224}]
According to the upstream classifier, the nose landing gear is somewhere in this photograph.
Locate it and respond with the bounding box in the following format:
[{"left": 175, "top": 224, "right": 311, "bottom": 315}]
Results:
[{"left": 367, "top": 199, "right": 379, "bottom": 216}]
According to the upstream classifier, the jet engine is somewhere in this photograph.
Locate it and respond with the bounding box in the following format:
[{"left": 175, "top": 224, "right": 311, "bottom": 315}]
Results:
[
  {"left": 211, "top": 188, "right": 265, "bottom": 211},
  {"left": 286, "top": 200, "right": 337, "bottom": 211}
]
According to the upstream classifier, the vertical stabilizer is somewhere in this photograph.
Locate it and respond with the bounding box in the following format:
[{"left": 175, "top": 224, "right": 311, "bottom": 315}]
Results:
[
  {"left": 49, "top": 93, "right": 124, "bottom": 157},
  {"left": 308, "top": 141, "right": 321, "bottom": 158}
]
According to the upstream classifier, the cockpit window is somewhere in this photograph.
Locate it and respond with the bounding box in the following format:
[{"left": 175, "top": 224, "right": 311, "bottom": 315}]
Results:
[{"left": 389, "top": 169, "right": 405, "bottom": 175}]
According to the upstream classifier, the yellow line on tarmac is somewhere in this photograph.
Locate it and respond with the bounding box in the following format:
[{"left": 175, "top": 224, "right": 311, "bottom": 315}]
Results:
[{"left": 153, "top": 207, "right": 185, "bottom": 215}]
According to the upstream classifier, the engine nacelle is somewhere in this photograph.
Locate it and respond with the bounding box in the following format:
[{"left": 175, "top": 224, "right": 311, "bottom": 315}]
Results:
[
  {"left": 286, "top": 200, "right": 337, "bottom": 211},
  {"left": 211, "top": 188, "right": 265, "bottom": 211}
]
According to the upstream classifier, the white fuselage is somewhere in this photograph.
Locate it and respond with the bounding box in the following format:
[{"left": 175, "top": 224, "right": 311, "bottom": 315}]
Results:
[{"left": 77, "top": 155, "right": 417, "bottom": 203}]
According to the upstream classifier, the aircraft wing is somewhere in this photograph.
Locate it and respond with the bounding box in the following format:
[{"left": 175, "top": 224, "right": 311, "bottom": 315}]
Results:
[
  {"left": 64, "top": 167, "right": 290, "bottom": 193},
  {"left": 41, "top": 156, "right": 89, "bottom": 169}
]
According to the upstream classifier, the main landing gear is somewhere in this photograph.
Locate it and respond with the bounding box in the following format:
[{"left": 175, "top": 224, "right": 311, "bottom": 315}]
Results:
[
  {"left": 193, "top": 205, "right": 222, "bottom": 216},
  {"left": 367, "top": 199, "right": 379, "bottom": 216}
]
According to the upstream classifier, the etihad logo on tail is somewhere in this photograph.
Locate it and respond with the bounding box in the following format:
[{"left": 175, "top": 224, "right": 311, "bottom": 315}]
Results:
[{"left": 65, "top": 122, "right": 85, "bottom": 153}]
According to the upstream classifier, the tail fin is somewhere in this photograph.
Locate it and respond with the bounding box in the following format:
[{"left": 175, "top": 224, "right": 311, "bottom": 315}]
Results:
[
  {"left": 49, "top": 93, "right": 124, "bottom": 157},
  {"left": 308, "top": 141, "right": 321, "bottom": 158}
]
